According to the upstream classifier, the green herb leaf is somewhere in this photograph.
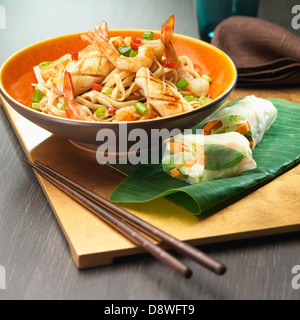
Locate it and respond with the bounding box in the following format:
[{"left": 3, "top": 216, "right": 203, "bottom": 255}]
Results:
[{"left": 204, "top": 144, "right": 244, "bottom": 170}]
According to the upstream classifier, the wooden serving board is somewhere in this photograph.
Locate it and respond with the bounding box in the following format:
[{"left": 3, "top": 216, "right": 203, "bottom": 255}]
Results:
[{"left": 1, "top": 87, "right": 300, "bottom": 269}]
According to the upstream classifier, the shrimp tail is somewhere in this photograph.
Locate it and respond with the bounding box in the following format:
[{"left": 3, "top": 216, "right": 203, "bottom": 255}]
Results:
[
  {"left": 81, "top": 21, "right": 108, "bottom": 46},
  {"left": 161, "top": 15, "right": 178, "bottom": 61},
  {"left": 161, "top": 15, "right": 175, "bottom": 44},
  {"left": 98, "top": 21, "right": 109, "bottom": 41},
  {"left": 63, "top": 70, "right": 86, "bottom": 120}
]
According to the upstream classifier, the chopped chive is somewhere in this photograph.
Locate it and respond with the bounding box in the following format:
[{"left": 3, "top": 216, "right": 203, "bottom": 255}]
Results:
[
  {"left": 184, "top": 96, "right": 197, "bottom": 102},
  {"left": 135, "top": 102, "right": 149, "bottom": 116},
  {"left": 57, "top": 102, "right": 66, "bottom": 110},
  {"left": 31, "top": 102, "right": 40, "bottom": 110},
  {"left": 101, "top": 87, "right": 113, "bottom": 95},
  {"left": 142, "top": 31, "right": 155, "bottom": 40},
  {"left": 198, "top": 96, "right": 212, "bottom": 106},
  {"left": 95, "top": 107, "right": 107, "bottom": 118},
  {"left": 129, "top": 49, "right": 138, "bottom": 57},
  {"left": 176, "top": 79, "right": 189, "bottom": 90},
  {"left": 118, "top": 45, "right": 132, "bottom": 57},
  {"left": 38, "top": 61, "right": 53, "bottom": 69},
  {"left": 32, "top": 88, "right": 44, "bottom": 103},
  {"left": 202, "top": 74, "right": 212, "bottom": 83}
]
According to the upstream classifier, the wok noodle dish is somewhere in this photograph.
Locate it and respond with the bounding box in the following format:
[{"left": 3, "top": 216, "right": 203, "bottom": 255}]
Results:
[{"left": 31, "top": 16, "right": 212, "bottom": 122}]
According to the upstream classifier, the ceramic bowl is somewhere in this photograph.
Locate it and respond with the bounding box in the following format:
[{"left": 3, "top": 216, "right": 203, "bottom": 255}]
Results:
[{"left": 0, "top": 29, "right": 237, "bottom": 152}]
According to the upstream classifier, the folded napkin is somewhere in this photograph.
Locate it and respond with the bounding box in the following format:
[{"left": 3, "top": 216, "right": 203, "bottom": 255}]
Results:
[{"left": 211, "top": 16, "right": 300, "bottom": 86}]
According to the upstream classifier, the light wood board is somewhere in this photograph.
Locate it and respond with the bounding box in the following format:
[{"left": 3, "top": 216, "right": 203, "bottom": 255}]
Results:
[{"left": 1, "top": 87, "right": 300, "bottom": 269}]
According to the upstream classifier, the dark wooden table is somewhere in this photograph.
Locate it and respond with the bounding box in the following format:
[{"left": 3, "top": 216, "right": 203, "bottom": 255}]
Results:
[{"left": 0, "top": 0, "right": 300, "bottom": 300}]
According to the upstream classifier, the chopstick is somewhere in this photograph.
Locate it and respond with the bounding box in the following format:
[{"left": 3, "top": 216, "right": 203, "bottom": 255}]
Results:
[
  {"left": 24, "top": 159, "right": 191, "bottom": 278},
  {"left": 33, "top": 160, "right": 226, "bottom": 275},
  {"left": 24, "top": 159, "right": 226, "bottom": 277}
]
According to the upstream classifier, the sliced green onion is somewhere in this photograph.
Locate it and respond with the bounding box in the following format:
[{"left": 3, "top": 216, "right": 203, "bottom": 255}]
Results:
[
  {"left": 101, "top": 87, "right": 113, "bottom": 95},
  {"left": 184, "top": 96, "right": 197, "bottom": 102},
  {"left": 135, "top": 102, "right": 149, "bottom": 116},
  {"left": 32, "top": 88, "right": 44, "bottom": 103},
  {"left": 202, "top": 74, "right": 212, "bottom": 83},
  {"left": 198, "top": 96, "right": 212, "bottom": 106},
  {"left": 95, "top": 107, "right": 107, "bottom": 118},
  {"left": 142, "top": 31, "right": 155, "bottom": 40},
  {"left": 229, "top": 115, "right": 238, "bottom": 122},
  {"left": 38, "top": 61, "right": 53, "bottom": 69},
  {"left": 118, "top": 45, "right": 132, "bottom": 57},
  {"left": 31, "top": 102, "right": 40, "bottom": 110},
  {"left": 129, "top": 49, "right": 138, "bottom": 57},
  {"left": 57, "top": 102, "right": 66, "bottom": 110},
  {"left": 176, "top": 79, "right": 189, "bottom": 91}
]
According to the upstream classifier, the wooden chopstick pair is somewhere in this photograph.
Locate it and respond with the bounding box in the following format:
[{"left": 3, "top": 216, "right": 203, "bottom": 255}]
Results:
[{"left": 24, "top": 159, "right": 226, "bottom": 278}]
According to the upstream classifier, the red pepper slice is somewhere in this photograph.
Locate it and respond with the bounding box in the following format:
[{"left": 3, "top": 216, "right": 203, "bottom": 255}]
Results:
[
  {"left": 108, "top": 107, "right": 116, "bottom": 115},
  {"left": 162, "top": 59, "right": 178, "bottom": 69},
  {"left": 92, "top": 83, "right": 104, "bottom": 92},
  {"left": 71, "top": 52, "right": 79, "bottom": 61},
  {"left": 130, "top": 38, "right": 143, "bottom": 51}
]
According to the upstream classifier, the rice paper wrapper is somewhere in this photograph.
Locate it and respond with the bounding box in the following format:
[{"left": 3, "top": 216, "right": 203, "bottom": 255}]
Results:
[
  {"left": 203, "top": 95, "right": 277, "bottom": 148},
  {"left": 110, "top": 98, "right": 300, "bottom": 215},
  {"left": 162, "top": 132, "right": 257, "bottom": 185}
]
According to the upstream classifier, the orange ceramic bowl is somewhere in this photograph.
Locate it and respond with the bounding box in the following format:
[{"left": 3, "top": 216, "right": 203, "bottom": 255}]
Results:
[{"left": 0, "top": 29, "right": 237, "bottom": 151}]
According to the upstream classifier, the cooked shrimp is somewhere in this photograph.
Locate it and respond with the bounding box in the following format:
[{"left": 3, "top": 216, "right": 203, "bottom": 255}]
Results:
[
  {"left": 135, "top": 67, "right": 193, "bottom": 117},
  {"left": 114, "top": 106, "right": 137, "bottom": 121},
  {"left": 40, "top": 54, "right": 72, "bottom": 82},
  {"left": 63, "top": 70, "right": 88, "bottom": 120},
  {"left": 66, "top": 47, "right": 114, "bottom": 77},
  {"left": 49, "top": 46, "right": 114, "bottom": 96},
  {"left": 84, "top": 22, "right": 158, "bottom": 73},
  {"left": 40, "top": 45, "right": 99, "bottom": 82},
  {"left": 161, "top": 15, "right": 210, "bottom": 97}
]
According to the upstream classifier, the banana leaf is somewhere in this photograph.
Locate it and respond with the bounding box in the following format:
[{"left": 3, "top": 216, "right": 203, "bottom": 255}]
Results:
[{"left": 109, "top": 98, "right": 300, "bottom": 214}]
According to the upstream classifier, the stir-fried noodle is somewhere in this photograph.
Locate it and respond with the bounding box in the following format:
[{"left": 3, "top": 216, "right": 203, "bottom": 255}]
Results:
[{"left": 31, "top": 17, "right": 212, "bottom": 122}]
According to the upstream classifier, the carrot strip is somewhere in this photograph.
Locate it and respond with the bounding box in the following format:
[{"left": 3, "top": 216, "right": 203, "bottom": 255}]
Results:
[
  {"left": 184, "top": 160, "right": 197, "bottom": 168},
  {"left": 170, "top": 142, "right": 190, "bottom": 153},
  {"left": 170, "top": 142, "right": 183, "bottom": 153},
  {"left": 249, "top": 140, "right": 254, "bottom": 150},
  {"left": 170, "top": 167, "right": 182, "bottom": 177},
  {"left": 195, "top": 144, "right": 205, "bottom": 165},
  {"left": 203, "top": 120, "right": 222, "bottom": 135},
  {"left": 237, "top": 121, "right": 251, "bottom": 135}
]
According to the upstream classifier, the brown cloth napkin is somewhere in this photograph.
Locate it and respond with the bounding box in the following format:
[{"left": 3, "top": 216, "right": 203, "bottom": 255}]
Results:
[{"left": 211, "top": 16, "right": 300, "bottom": 87}]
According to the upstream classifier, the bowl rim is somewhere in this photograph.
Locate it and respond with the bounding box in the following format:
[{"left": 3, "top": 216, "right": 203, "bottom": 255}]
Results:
[{"left": 0, "top": 29, "right": 237, "bottom": 126}]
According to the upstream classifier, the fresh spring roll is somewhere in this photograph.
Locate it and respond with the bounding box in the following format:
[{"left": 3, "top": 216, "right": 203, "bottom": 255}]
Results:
[
  {"left": 202, "top": 95, "right": 277, "bottom": 149},
  {"left": 162, "top": 132, "right": 256, "bottom": 185}
]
